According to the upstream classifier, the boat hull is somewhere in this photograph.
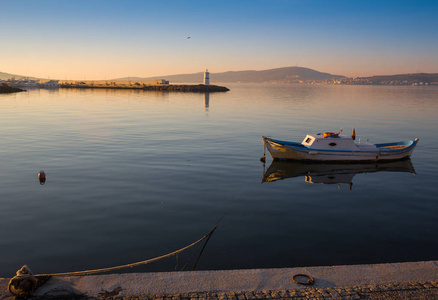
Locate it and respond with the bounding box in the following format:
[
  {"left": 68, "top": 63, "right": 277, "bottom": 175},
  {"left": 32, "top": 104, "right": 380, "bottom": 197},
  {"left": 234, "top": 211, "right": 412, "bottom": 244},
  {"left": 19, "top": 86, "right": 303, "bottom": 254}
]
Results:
[{"left": 262, "top": 136, "right": 418, "bottom": 162}]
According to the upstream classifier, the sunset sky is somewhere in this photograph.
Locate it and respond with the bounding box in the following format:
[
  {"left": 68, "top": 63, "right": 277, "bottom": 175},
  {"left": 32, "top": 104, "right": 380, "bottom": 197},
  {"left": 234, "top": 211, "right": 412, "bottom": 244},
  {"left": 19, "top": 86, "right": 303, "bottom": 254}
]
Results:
[{"left": 1, "top": 0, "right": 437, "bottom": 80}]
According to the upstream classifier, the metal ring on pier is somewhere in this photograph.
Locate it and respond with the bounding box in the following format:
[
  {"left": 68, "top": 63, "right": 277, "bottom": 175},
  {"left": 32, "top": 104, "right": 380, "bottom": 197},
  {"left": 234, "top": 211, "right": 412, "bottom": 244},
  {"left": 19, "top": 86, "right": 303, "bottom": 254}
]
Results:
[{"left": 292, "top": 274, "right": 315, "bottom": 285}]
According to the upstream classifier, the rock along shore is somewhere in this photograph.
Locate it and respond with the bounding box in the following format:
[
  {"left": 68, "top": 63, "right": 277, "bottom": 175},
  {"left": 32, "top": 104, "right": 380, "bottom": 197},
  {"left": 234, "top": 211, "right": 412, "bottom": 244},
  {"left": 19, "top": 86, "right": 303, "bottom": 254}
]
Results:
[
  {"left": 61, "top": 84, "right": 229, "bottom": 93},
  {"left": 0, "top": 85, "right": 25, "bottom": 94}
]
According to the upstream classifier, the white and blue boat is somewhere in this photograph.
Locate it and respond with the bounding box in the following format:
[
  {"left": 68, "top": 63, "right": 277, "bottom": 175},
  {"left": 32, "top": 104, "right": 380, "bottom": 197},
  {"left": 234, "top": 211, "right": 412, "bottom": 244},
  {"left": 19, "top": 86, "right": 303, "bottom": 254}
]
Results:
[{"left": 262, "top": 129, "right": 418, "bottom": 162}]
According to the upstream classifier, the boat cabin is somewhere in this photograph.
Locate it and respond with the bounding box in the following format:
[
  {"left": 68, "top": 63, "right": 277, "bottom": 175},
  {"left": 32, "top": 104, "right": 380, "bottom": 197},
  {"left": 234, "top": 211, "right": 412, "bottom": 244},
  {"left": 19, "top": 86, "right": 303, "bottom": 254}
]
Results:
[{"left": 301, "top": 132, "right": 376, "bottom": 151}]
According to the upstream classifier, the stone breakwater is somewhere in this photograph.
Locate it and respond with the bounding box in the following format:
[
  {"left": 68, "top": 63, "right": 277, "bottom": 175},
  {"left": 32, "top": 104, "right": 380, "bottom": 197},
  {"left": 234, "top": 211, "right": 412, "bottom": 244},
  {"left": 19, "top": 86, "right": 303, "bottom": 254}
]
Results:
[
  {"left": 61, "top": 84, "right": 229, "bottom": 93},
  {"left": 0, "top": 85, "right": 25, "bottom": 94}
]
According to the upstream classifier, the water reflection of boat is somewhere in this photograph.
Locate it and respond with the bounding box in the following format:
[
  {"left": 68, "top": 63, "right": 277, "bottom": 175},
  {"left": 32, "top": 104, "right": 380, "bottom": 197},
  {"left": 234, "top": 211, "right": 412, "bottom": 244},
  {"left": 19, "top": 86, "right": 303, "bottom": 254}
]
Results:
[{"left": 262, "top": 159, "right": 415, "bottom": 189}]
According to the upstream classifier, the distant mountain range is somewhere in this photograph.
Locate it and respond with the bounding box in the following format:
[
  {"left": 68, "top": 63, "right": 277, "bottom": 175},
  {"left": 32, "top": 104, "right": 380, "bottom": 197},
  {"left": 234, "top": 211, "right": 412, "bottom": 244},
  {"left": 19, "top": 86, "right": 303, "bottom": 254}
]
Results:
[
  {"left": 358, "top": 73, "right": 438, "bottom": 83},
  {"left": 0, "top": 71, "right": 38, "bottom": 80},
  {"left": 2, "top": 67, "right": 438, "bottom": 85},
  {"left": 331, "top": 73, "right": 438, "bottom": 86},
  {"left": 114, "top": 67, "right": 346, "bottom": 83}
]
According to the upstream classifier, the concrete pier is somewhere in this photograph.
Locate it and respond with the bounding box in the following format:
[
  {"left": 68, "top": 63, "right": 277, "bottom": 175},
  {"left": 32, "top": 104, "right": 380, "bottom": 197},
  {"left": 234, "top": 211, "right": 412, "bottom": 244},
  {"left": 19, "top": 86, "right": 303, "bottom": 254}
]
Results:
[
  {"left": 60, "top": 81, "right": 229, "bottom": 93},
  {"left": 1, "top": 261, "right": 437, "bottom": 299}
]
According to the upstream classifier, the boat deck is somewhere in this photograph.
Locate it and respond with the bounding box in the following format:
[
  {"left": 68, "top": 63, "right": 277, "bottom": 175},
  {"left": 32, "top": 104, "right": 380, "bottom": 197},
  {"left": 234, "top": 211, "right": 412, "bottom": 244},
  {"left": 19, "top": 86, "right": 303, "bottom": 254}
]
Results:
[{"left": 378, "top": 144, "right": 409, "bottom": 150}]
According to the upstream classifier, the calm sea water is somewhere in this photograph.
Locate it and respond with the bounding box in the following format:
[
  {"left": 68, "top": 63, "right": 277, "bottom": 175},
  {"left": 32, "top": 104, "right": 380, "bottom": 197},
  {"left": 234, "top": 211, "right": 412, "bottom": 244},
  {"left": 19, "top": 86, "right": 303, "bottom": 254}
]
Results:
[{"left": 1, "top": 84, "right": 437, "bottom": 277}]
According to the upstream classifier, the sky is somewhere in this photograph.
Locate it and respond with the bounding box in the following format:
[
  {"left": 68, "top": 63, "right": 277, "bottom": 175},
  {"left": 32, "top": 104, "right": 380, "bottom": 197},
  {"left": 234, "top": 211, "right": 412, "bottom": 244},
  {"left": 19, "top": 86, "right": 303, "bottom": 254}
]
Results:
[{"left": 1, "top": 0, "right": 437, "bottom": 80}]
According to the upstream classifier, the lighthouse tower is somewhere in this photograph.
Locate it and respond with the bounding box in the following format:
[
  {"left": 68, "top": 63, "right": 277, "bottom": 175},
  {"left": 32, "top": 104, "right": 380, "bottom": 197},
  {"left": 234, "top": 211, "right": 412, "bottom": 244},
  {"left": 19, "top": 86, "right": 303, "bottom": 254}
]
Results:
[{"left": 203, "top": 69, "right": 210, "bottom": 86}]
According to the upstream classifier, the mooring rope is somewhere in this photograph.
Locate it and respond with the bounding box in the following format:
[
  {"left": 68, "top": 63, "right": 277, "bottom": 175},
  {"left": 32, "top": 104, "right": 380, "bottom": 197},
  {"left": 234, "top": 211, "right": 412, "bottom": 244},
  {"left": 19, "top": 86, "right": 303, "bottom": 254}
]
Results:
[
  {"left": 8, "top": 224, "right": 218, "bottom": 297},
  {"left": 41, "top": 225, "right": 218, "bottom": 277},
  {"left": 8, "top": 266, "right": 37, "bottom": 298},
  {"left": 260, "top": 137, "right": 266, "bottom": 163}
]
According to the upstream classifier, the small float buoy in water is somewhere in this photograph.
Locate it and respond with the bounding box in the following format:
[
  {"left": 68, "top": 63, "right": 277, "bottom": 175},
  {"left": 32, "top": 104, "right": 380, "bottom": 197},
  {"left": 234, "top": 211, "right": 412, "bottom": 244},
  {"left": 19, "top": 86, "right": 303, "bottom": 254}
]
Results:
[{"left": 38, "top": 170, "right": 46, "bottom": 184}]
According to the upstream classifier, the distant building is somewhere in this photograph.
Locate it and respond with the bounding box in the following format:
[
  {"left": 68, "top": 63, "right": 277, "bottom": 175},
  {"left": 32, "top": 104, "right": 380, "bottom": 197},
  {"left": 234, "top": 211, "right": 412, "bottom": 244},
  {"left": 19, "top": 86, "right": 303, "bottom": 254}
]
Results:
[
  {"left": 204, "top": 69, "right": 210, "bottom": 85},
  {"left": 39, "top": 80, "right": 60, "bottom": 88},
  {"left": 143, "top": 79, "right": 169, "bottom": 86},
  {"left": 9, "top": 79, "right": 40, "bottom": 87}
]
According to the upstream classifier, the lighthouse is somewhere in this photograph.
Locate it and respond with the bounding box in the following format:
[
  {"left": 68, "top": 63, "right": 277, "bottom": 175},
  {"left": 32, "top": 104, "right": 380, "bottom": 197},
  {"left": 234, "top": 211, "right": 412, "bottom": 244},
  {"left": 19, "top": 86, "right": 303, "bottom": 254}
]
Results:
[{"left": 203, "top": 69, "right": 210, "bottom": 86}]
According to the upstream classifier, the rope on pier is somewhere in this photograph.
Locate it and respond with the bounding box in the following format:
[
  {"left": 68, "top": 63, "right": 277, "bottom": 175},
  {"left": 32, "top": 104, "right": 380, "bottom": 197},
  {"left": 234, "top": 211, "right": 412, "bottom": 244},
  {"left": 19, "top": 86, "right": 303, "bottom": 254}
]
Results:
[
  {"left": 8, "top": 225, "right": 218, "bottom": 298},
  {"left": 8, "top": 266, "right": 36, "bottom": 298}
]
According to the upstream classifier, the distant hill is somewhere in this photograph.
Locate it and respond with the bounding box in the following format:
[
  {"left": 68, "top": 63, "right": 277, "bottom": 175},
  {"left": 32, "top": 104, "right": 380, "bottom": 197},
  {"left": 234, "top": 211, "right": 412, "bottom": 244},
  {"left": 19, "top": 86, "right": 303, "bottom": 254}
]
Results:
[
  {"left": 0, "top": 71, "right": 39, "bottom": 80},
  {"left": 358, "top": 73, "right": 438, "bottom": 84},
  {"left": 113, "top": 67, "right": 346, "bottom": 84}
]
